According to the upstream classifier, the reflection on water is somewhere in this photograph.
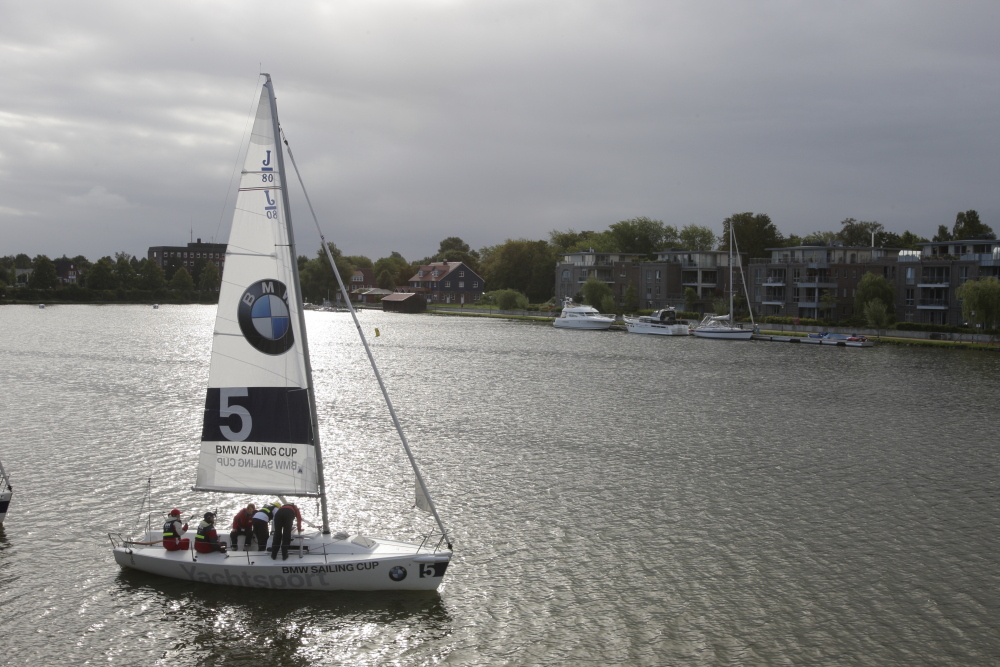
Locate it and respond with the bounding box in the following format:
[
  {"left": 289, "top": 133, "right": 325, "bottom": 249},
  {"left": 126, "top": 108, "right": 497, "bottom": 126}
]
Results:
[
  {"left": 0, "top": 304, "right": 999, "bottom": 665},
  {"left": 105, "top": 570, "right": 451, "bottom": 666}
]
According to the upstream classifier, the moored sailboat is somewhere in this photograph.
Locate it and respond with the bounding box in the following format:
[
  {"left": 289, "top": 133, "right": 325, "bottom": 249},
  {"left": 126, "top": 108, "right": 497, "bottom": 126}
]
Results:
[
  {"left": 109, "top": 75, "right": 452, "bottom": 591},
  {"left": 692, "top": 222, "right": 754, "bottom": 340}
]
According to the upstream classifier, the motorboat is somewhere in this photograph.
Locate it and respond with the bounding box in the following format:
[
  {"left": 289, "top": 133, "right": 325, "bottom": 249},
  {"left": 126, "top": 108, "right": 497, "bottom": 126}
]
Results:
[
  {"left": 623, "top": 308, "right": 690, "bottom": 336},
  {"left": 553, "top": 299, "right": 615, "bottom": 330}
]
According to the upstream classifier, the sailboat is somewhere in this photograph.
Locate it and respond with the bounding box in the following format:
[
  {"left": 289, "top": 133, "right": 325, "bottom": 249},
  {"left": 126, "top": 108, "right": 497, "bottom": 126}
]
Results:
[
  {"left": 0, "top": 459, "right": 12, "bottom": 525},
  {"left": 692, "top": 222, "right": 753, "bottom": 340},
  {"left": 110, "top": 75, "right": 452, "bottom": 591}
]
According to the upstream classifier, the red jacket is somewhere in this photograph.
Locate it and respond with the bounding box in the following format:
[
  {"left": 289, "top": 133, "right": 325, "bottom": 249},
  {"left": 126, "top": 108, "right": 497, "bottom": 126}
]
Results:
[{"left": 231, "top": 508, "right": 254, "bottom": 530}]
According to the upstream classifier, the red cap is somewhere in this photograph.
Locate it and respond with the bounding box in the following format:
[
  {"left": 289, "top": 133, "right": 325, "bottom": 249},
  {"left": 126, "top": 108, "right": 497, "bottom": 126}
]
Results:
[{"left": 169, "top": 509, "right": 182, "bottom": 516}]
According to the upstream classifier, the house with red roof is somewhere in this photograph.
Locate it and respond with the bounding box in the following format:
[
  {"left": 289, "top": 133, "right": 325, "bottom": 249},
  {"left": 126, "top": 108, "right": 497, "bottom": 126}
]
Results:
[{"left": 406, "top": 261, "right": 484, "bottom": 304}]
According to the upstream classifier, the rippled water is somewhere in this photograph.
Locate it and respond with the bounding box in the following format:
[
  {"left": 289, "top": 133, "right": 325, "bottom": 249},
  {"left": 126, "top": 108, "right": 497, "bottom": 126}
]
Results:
[{"left": 1, "top": 304, "right": 998, "bottom": 666}]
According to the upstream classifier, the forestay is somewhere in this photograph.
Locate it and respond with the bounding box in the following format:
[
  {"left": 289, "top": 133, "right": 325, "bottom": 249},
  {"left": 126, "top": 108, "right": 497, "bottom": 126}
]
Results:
[{"left": 195, "top": 83, "right": 318, "bottom": 497}]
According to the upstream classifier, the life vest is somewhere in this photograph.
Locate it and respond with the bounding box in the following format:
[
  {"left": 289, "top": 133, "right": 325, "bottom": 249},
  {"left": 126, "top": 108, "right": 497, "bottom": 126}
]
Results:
[
  {"left": 162, "top": 519, "right": 181, "bottom": 540},
  {"left": 254, "top": 504, "right": 278, "bottom": 522},
  {"left": 195, "top": 521, "right": 216, "bottom": 543}
]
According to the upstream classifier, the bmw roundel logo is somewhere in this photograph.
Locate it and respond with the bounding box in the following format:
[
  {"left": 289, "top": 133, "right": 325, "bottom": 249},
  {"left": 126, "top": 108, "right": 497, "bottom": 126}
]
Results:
[
  {"left": 237, "top": 279, "right": 295, "bottom": 355},
  {"left": 389, "top": 566, "right": 407, "bottom": 581}
]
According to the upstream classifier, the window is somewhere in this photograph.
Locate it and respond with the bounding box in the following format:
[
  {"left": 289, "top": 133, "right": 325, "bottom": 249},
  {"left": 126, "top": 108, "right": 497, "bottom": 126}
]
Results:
[
  {"left": 459, "top": 281, "right": 464, "bottom": 288},
  {"left": 646, "top": 270, "right": 651, "bottom": 281},
  {"left": 459, "top": 271, "right": 465, "bottom": 277},
  {"left": 655, "top": 270, "right": 661, "bottom": 280},
  {"left": 444, "top": 281, "right": 450, "bottom": 288},
  {"left": 562, "top": 269, "right": 570, "bottom": 279},
  {"left": 905, "top": 267, "right": 915, "bottom": 285},
  {"left": 905, "top": 288, "right": 914, "bottom": 306}
]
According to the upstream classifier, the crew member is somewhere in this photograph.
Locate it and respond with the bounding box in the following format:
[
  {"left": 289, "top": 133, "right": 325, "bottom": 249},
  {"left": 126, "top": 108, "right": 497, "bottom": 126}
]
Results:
[
  {"left": 194, "top": 512, "right": 228, "bottom": 554},
  {"left": 270, "top": 502, "right": 303, "bottom": 561},
  {"left": 229, "top": 502, "right": 256, "bottom": 551},
  {"left": 252, "top": 501, "right": 281, "bottom": 552},
  {"left": 162, "top": 509, "right": 189, "bottom": 551}
]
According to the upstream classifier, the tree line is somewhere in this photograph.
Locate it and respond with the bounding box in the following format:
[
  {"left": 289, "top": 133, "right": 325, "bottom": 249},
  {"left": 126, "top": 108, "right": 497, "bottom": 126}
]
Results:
[
  {"left": 0, "top": 252, "right": 220, "bottom": 295},
  {"left": 4, "top": 209, "right": 995, "bottom": 310}
]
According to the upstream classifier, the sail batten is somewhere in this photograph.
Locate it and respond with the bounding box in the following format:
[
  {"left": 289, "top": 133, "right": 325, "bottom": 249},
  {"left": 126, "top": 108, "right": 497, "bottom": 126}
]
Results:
[{"left": 195, "top": 80, "right": 319, "bottom": 497}]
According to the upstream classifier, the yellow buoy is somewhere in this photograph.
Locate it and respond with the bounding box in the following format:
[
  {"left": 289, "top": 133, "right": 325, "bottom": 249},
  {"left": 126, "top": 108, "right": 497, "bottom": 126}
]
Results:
[{"left": 375, "top": 328, "right": 380, "bottom": 337}]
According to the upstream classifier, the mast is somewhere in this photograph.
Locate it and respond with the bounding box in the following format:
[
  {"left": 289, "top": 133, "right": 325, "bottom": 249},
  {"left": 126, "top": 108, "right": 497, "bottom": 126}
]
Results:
[
  {"left": 263, "top": 74, "right": 331, "bottom": 534},
  {"left": 729, "top": 222, "right": 734, "bottom": 319}
]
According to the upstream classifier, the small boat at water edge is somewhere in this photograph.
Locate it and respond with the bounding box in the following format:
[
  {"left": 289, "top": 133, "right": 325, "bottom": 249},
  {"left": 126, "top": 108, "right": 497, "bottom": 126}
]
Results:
[
  {"left": 553, "top": 298, "right": 615, "bottom": 330},
  {"left": 623, "top": 308, "right": 690, "bottom": 336},
  {"left": 0, "top": 459, "right": 12, "bottom": 525}
]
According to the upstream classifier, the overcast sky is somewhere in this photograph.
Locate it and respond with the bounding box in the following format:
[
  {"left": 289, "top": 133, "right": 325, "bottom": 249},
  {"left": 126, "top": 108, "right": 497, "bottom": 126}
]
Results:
[{"left": 3, "top": 1, "right": 999, "bottom": 263}]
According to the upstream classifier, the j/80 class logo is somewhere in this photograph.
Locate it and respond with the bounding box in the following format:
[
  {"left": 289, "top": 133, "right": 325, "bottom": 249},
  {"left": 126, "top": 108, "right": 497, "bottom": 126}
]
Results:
[{"left": 237, "top": 280, "right": 295, "bottom": 355}]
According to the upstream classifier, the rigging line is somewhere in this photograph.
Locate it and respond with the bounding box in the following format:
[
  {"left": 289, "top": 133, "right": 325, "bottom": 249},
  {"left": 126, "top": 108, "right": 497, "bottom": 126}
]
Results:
[
  {"left": 730, "top": 228, "right": 756, "bottom": 327},
  {"left": 214, "top": 75, "right": 263, "bottom": 245},
  {"left": 279, "top": 126, "right": 453, "bottom": 550}
]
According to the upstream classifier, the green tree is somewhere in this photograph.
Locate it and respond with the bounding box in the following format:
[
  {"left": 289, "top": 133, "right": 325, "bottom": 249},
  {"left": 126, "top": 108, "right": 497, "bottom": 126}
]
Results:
[
  {"left": 601, "top": 295, "right": 616, "bottom": 315},
  {"left": 432, "top": 237, "right": 480, "bottom": 273},
  {"left": 952, "top": 210, "right": 995, "bottom": 240},
  {"left": 820, "top": 288, "right": 837, "bottom": 320},
  {"left": 170, "top": 266, "right": 195, "bottom": 291},
  {"left": 712, "top": 296, "right": 729, "bottom": 316},
  {"left": 549, "top": 229, "right": 600, "bottom": 253},
  {"left": 802, "top": 230, "right": 838, "bottom": 246},
  {"left": 684, "top": 287, "right": 699, "bottom": 312},
  {"left": 863, "top": 299, "right": 891, "bottom": 336},
  {"left": 479, "top": 239, "right": 558, "bottom": 302},
  {"left": 581, "top": 277, "right": 612, "bottom": 310},
  {"left": 932, "top": 225, "right": 952, "bottom": 242},
  {"left": 13, "top": 253, "right": 32, "bottom": 269},
  {"left": 854, "top": 272, "right": 895, "bottom": 316},
  {"left": 137, "top": 258, "right": 166, "bottom": 291},
  {"left": 956, "top": 276, "right": 1000, "bottom": 332},
  {"left": 114, "top": 255, "right": 137, "bottom": 289},
  {"left": 374, "top": 252, "right": 411, "bottom": 289},
  {"left": 608, "top": 217, "right": 676, "bottom": 256},
  {"left": 199, "top": 260, "right": 220, "bottom": 291},
  {"left": 86, "top": 258, "right": 117, "bottom": 290},
  {"left": 29, "top": 255, "right": 60, "bottom": 289},
  {"left": 838, "top": 218, "right": 884, "bottom": 247},
  {"left": 898, "top": 230, "right": 929, "bottom": 249},
  {"left": 376, "top": 269, "right": 395, "bottom": 290},
  {"left": 623, "top": 282, "right": 638, "bottom": 312},
  {"left": 678, "top": 224, "right": 716, "bottom": 251},
  {"left": 720, "top": 212, "right": 783, "bottom": 260},
  {"left": 493, "top": 289, "right": 528, "bottom": 310}
]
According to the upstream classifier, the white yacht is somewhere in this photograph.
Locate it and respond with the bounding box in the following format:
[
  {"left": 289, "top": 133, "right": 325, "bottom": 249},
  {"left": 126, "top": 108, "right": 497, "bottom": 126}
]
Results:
[
  {"left": 623, "top": 308, "right": 690, "bottom": 336},
  {"left": 553, "top": 299, "right": 615, "bottom": 330}
]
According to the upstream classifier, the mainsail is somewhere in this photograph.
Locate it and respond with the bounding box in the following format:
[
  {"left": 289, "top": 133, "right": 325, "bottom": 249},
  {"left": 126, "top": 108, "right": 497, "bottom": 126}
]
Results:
[{"left": 195, "top": 81, "right": 319, "bottom": 497}]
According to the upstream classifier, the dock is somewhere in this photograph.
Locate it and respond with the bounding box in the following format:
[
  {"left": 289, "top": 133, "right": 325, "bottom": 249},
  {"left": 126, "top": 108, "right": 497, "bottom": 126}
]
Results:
[{"left": 752, "top": 333, "right": 873, "bottom": 347}]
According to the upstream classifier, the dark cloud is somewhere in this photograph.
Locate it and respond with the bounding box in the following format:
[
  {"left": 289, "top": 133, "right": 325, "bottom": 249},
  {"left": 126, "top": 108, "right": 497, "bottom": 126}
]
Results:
[{"left": 3, "top": 1, "right": 998, "bottom": 263}]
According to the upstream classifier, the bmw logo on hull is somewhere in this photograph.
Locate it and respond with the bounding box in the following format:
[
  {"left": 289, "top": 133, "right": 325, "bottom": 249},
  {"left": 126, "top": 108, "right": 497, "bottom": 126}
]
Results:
[{"left": 237, "top": 280, "right": 295, "bottom": 355}]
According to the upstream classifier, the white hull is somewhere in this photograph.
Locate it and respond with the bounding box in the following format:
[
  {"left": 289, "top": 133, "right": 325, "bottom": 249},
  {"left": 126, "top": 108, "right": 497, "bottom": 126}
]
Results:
[
  {"left": 553, "top": 318, "right": 614, "bottom": 330},
  {"left": 692, "top": 328, "right": 753, "bottom": 340},
  {"left": 112, "top": 530, "right": 450, "bottom": 591},
  {"left": 623, "top": 320, "right": 690, "bottom": 336},
  {"left": 0, "top": 489, "right": 11, "bottom": 524}
]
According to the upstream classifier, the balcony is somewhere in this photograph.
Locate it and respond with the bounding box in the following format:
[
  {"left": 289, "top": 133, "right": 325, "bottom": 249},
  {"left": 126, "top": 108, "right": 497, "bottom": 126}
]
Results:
[
  {"left": 763, "top": 277, "right": 785, "bottom": 286},
  {"left": 794, "top": 280, "right": 837, "bottom": 288},
  {"left": 761, "top": 299, "right": 785, "bottom": 306},
  {"left": 917, "top": 281, "right": 950, "bottom": 288},
  {"left": 917, "top": 298, "right": 949, "bottom": 309}
]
